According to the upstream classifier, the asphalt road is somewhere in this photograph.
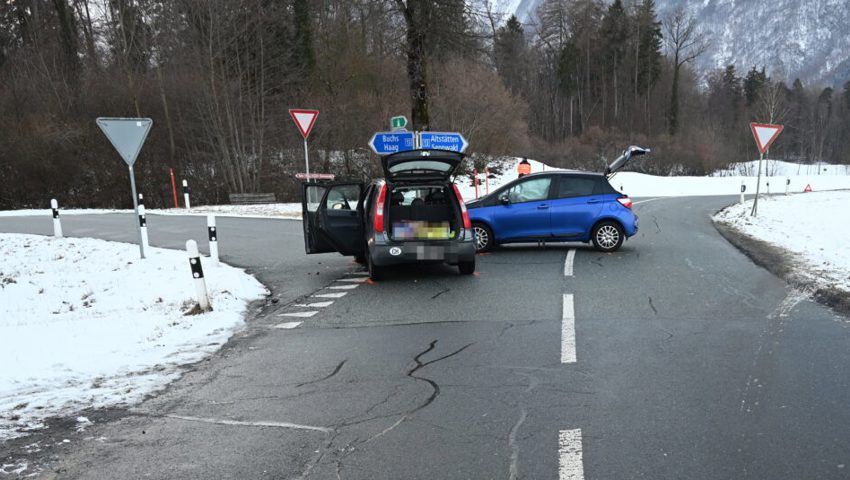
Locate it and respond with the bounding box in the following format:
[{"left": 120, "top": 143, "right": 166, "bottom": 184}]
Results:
[{"left": 2, "top": 197, "right": 849, "bottom": 479}]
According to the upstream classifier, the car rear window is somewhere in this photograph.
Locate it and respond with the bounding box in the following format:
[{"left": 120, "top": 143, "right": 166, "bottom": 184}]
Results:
[{"left": 388, "top": 160, "right": 453, "bottom": 173}]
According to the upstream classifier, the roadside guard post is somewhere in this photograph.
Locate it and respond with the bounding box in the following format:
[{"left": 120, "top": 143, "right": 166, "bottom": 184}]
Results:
[
  {"left": 182, "top": 179, "right": 191, "bottom": 210},
  {"left": 138, "top": 205, "right": 149, "bottom": 251},
  {"left": 785, "top": 178, "right": 790, "bottom": 195},
  {"left": 95, "top": 117, "right": 153, "bottom": 259},
  {"left": 51, "top": 199, "right": 63, "bottom": 238},
  {"left": 749, "top": 122, "right": 784, "bottom": 217},
  {"left": 740, "top": 182, "right": 746, "bottom": 205},
  {"left": 138, "top": 193, "right": 144, "bottom": 207},
  {"left": 207, "top": 215, "right": 219, "bottom": 267},
  {"left": 186, "top": 240, "right": 211, "bottom": 312},
  {"left": 169, "top": 168, "right": 179, "bottom": 208}
]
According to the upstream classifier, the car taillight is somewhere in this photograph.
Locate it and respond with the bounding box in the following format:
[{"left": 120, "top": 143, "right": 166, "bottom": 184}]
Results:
[
  {"left": 617, "top": 196, "right": 633, "bottom": 209},
  {"left": 374, "top": 183, "right": 388, "bottom": 233},
  {"left": 452, "top": 184, "right": 472, "bottom": 230}
]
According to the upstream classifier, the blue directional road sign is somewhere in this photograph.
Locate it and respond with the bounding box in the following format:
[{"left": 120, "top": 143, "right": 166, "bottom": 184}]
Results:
[
  {"left": 418, "top": 131, "right": 469, "bottom": 153},
  {"left": 369, "top": 131, "right": 416, "bottom": 155}
]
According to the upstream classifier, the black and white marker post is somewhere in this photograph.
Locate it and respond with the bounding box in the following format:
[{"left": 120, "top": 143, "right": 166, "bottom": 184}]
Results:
[
  {"left": 182, "top": 180, "right": 191, "bottom": 210},
  {"left": 51, "top": 198, "right": 63, "bottom": 238},
  {"left": 207, "top": 215, "right": 219, "bottom": 267},
  {"left": 740, "top": 181, "right": 746, "bottom": 205},
  {"left": 785, "top": 178, "right": 790, "bottom": 196},
  {"left": 186, "top": 240, "right": 212, "bottom": 312},
  {"left": 138, "top": 193, "right": 144, "bottom": 207},
  {"left": 138, "top": 205, "right": 149, "bottom": 251}
]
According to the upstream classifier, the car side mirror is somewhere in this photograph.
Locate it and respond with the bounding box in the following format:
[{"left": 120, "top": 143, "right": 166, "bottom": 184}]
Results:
[{"left": 499, "top": 194, "right": 511, "bottom": 205}]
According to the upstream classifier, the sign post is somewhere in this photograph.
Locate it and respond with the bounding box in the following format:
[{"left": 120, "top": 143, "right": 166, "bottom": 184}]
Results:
[
  {"left": 749, "top": 123, "right": 784, "bottom": 217},
  {"left": 289, "top": 109, "right": 319, "bottom": 178},
  {"left": 96, "top": 117, "right": 153, "bottom": 259}
]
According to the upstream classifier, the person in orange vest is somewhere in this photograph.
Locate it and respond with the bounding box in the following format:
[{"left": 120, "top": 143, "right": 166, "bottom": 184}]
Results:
[{"left": 517, "top": 158, "right": 531, "bottom": 177}]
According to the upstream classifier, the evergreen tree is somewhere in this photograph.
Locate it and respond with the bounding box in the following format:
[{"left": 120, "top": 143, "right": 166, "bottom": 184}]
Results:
[
  {"left": 633, "top": 0, "right": 662, "bottom": 131},
  {"left": 293, "top": 0, "right": 314, "bottom": 73},
  {"left": 494, "top": 15, "right": 526, "bottom": 95},
  {"left": 600, "top": 0, "right": 628, "bottom": 121},
  {"left": 743, "top": 66, "right": 767, "bottom": 107}
]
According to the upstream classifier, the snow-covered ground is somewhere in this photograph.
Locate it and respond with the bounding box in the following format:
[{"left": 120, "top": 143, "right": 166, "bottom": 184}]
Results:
[
  {"left": 456, "top": 158, "right": 850, "bottom": 201},
  {"left": 0, "top": 204, "right": 302, "bottom": 220},
  {"left": 2, "top": 159, "right": 848, "bottom": 219},
  {"left": 0, "top": 234, "right": 267, "bottom": 441},
  {"left": 714, "top": 191, "right": 850, "bottom": 295}
]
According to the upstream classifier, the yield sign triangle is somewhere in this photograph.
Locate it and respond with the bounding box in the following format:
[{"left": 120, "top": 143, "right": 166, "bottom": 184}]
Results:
[
  {"left": 289, "top": 109, "right": 319, "bottom": 139},
  {"left": 96, "top": 118, "right": 153, "bottom": 167},
  {"left": 750, "top": 123, "right": 784, "bottom": 154}
]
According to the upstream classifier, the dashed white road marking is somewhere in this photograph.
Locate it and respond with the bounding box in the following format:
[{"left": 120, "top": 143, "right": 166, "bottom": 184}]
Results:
[
  {"left": 336, "top": 277, "right": 368, "bottom": 283},
  {"left": 273, "top": 321, "right": 302, "bottom": 329},
  {"left": 293, "top": 301, "right": 334, "bottom": 308},
  {"left": 313, "top": 292, "right": 347, "bottom": 298},
  {"left": 558, "top": 429, "right": 585, "bottom": 480},
  {"left": 561, "top": 294, "right": 576, "bottom": 363},
  {"left": 166, "top": 415, "right": 332, "bottom": 433},
  {"left": 633, "top": 197, "right": 664, "bottom": 205},
  {"left": 329, "top": 284, "right": 359, "bottom": 290},
  {"left": 564, "top": 249, "right": 576, "bottom": 277},
  {"left": 279, "top": 311, "right": 318, "bottom": 318}
]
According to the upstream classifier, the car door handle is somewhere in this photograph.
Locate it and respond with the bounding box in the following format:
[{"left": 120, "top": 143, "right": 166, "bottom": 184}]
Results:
[
  {"left": 586, "top": 199, "right": 602, "bottom": 204},
  {"left": 537, "top": 204, "right": 549, "bottom": 209}
]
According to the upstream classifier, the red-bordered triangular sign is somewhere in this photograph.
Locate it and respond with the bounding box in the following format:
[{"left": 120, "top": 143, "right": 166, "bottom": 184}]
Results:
[
  {"left": 750, "top": 123, "right": 784, "bottom": 154},
  {"left": 289, "top": 109, "right": 319, "bottom": 139}
]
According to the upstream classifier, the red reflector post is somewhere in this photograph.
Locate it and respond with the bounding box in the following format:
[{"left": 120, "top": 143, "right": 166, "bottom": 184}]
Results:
[
  {"left": 374, "top": 183, "right": 388, "bottom": 233},
  {"left": 452, "top": 184, "right": 472, "bottom": 229},
  {"left": 617, "top": 197, "right": 633, "bottom": 209}
]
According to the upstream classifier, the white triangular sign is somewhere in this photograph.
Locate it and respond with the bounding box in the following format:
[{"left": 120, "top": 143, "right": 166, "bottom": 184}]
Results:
[
  {"left": 750, "top": 123, "right": 784, "bottom": 154},
  {"left": 289, "top": 109, "right": 319, "bottom": 139},
  {"left": 96, "top": 118, "right": 153, "bottom": 167}
]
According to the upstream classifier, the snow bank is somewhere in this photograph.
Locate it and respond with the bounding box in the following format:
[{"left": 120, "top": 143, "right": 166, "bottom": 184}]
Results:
[
  {"left": 0, "top": 204, "right": 302, "bottom": 220},
  {"left": 714, "top": 192, "right": 850, "bottom": 294},
  {"left": 0, "top": 234, "right": 267, "bottom": 441},
  {"left": 456, "top": 157, "right": 850, "bottom": 201}
]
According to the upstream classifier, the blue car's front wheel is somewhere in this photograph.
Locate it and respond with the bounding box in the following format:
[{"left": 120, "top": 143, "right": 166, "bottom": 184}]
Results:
[
  {"left": 473, "top": 223, "right": 494, "bottom": 253},
  {"left": 592, "top": 221, "right": 624, "bottom": 252}
]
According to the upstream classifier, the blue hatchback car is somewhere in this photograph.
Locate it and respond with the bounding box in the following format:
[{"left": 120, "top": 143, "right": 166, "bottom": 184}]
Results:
[{"left": 466, "top": 146, "right": 648, "bottom": 252}]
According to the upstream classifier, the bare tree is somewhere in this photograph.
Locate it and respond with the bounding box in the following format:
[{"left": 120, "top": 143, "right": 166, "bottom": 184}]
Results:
[{"left": 664, "top": 7, "right": 708, "bottom": 135}]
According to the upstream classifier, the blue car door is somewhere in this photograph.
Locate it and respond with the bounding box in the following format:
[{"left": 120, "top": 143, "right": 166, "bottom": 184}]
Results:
[
  {"left": 491, "top": 176, "right": 553, "bottom": 241},
  {"left": 550, "top": 175, "right": 605, "bottom": 238}
]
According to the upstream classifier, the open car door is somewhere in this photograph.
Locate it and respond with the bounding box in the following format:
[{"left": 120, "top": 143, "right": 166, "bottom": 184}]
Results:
[
  {"left": 605, "top": 145, "right": 650, "bottom": 175},
  {"left": 302, "top": 182, "right": 365, "bottom": 255}
]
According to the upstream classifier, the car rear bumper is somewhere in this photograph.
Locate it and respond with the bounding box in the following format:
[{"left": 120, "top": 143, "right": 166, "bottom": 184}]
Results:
[{"left": 369, "top": 230, "right": 476, "bottom": 266}]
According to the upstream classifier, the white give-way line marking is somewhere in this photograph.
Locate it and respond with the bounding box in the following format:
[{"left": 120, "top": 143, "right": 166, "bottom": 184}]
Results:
[
  {"left": 559, "top": 429, "right": 585, "bottom": 479},
  {"left": 562, "top": 294, "right": 576, "bottom": 363},
  {"left": 279, "top": 311, "right": 318, "bottom": 318},
  {"left": 166, "top": 415, "right": 331, "bottom": 433},
  {"left": 564, "top": 249, "right": 576, "bottom": 276}
]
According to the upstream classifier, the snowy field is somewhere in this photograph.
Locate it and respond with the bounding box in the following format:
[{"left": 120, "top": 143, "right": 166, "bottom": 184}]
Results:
[
  {"left": 714, "top": 191, "right": 850, "bottom": 295},
  {"left": 0, "top": 234, "right": 267, "bottom": 441},
  {"left": 456, "top": 158, "right": 850, "bottom": 201},
  {"left": 0, "top": 203, "right": 302, "bottom": 220},
  {"left": 2, "top": 159, "right": 849, "bottom": 220}
]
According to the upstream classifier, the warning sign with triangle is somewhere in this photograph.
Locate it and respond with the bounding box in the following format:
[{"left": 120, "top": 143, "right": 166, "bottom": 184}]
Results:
[
  {"left": 804, "top": 184, "right": 813, "bottom": 193},
  {"left": 96, "top": 118, "right": 153, "bottom": 167},
  {"left": 289, "top": 109, "right": 319, "bottom": 139},
  {"left": 750, "top": 123, "right": 784, "bottom": 154}
]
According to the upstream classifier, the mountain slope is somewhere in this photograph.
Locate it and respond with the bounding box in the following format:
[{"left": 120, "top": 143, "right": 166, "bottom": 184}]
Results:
[{"left": 511, "top": 0, "right": 850, "bottom": 87}]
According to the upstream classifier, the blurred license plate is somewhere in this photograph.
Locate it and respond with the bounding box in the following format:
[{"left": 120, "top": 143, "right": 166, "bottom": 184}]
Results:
[{"left": 416, "top": 246, "right": 445, "bottom": 260}]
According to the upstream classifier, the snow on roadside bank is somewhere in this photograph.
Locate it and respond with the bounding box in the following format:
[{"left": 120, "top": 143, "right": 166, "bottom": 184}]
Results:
[
  {"left": 0, "top": 234, "right": 267, "bottom": 441},
  {"left": 0, "top": 203, "right": 302, "bottom": 220},
  {"left": 713, "top": 192, "right": 850, "bottom": 295}
]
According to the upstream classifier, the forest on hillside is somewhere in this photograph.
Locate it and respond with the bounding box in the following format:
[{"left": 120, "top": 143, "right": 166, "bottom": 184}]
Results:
[{"left": 1, "top": 0, "right": 849, "bottom": 209}]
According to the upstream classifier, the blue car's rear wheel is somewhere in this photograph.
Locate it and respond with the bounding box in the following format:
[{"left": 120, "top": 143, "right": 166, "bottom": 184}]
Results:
[
  {"left": 592, "top": 221, "right": 624, "bottom": 252},
  {"left": 473, "top": 223, "right": 494, "bottom": 253}
]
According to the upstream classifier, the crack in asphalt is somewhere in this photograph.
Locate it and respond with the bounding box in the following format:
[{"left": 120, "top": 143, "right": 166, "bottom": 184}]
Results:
[
  {"left": 507, "top": 408, "right": 527, "bottom": 480},
  {"left": 430, "top": 288, "right": 451, "bottom": 300},
  {"left": 296, "top": 360, "right": 347, "bottom": 388},
  {"left": 652, "top": 214, "right": 662, "bottom": 234},
  {"left": 648, "top": 296, "right": 658, "bottom": 315}
]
